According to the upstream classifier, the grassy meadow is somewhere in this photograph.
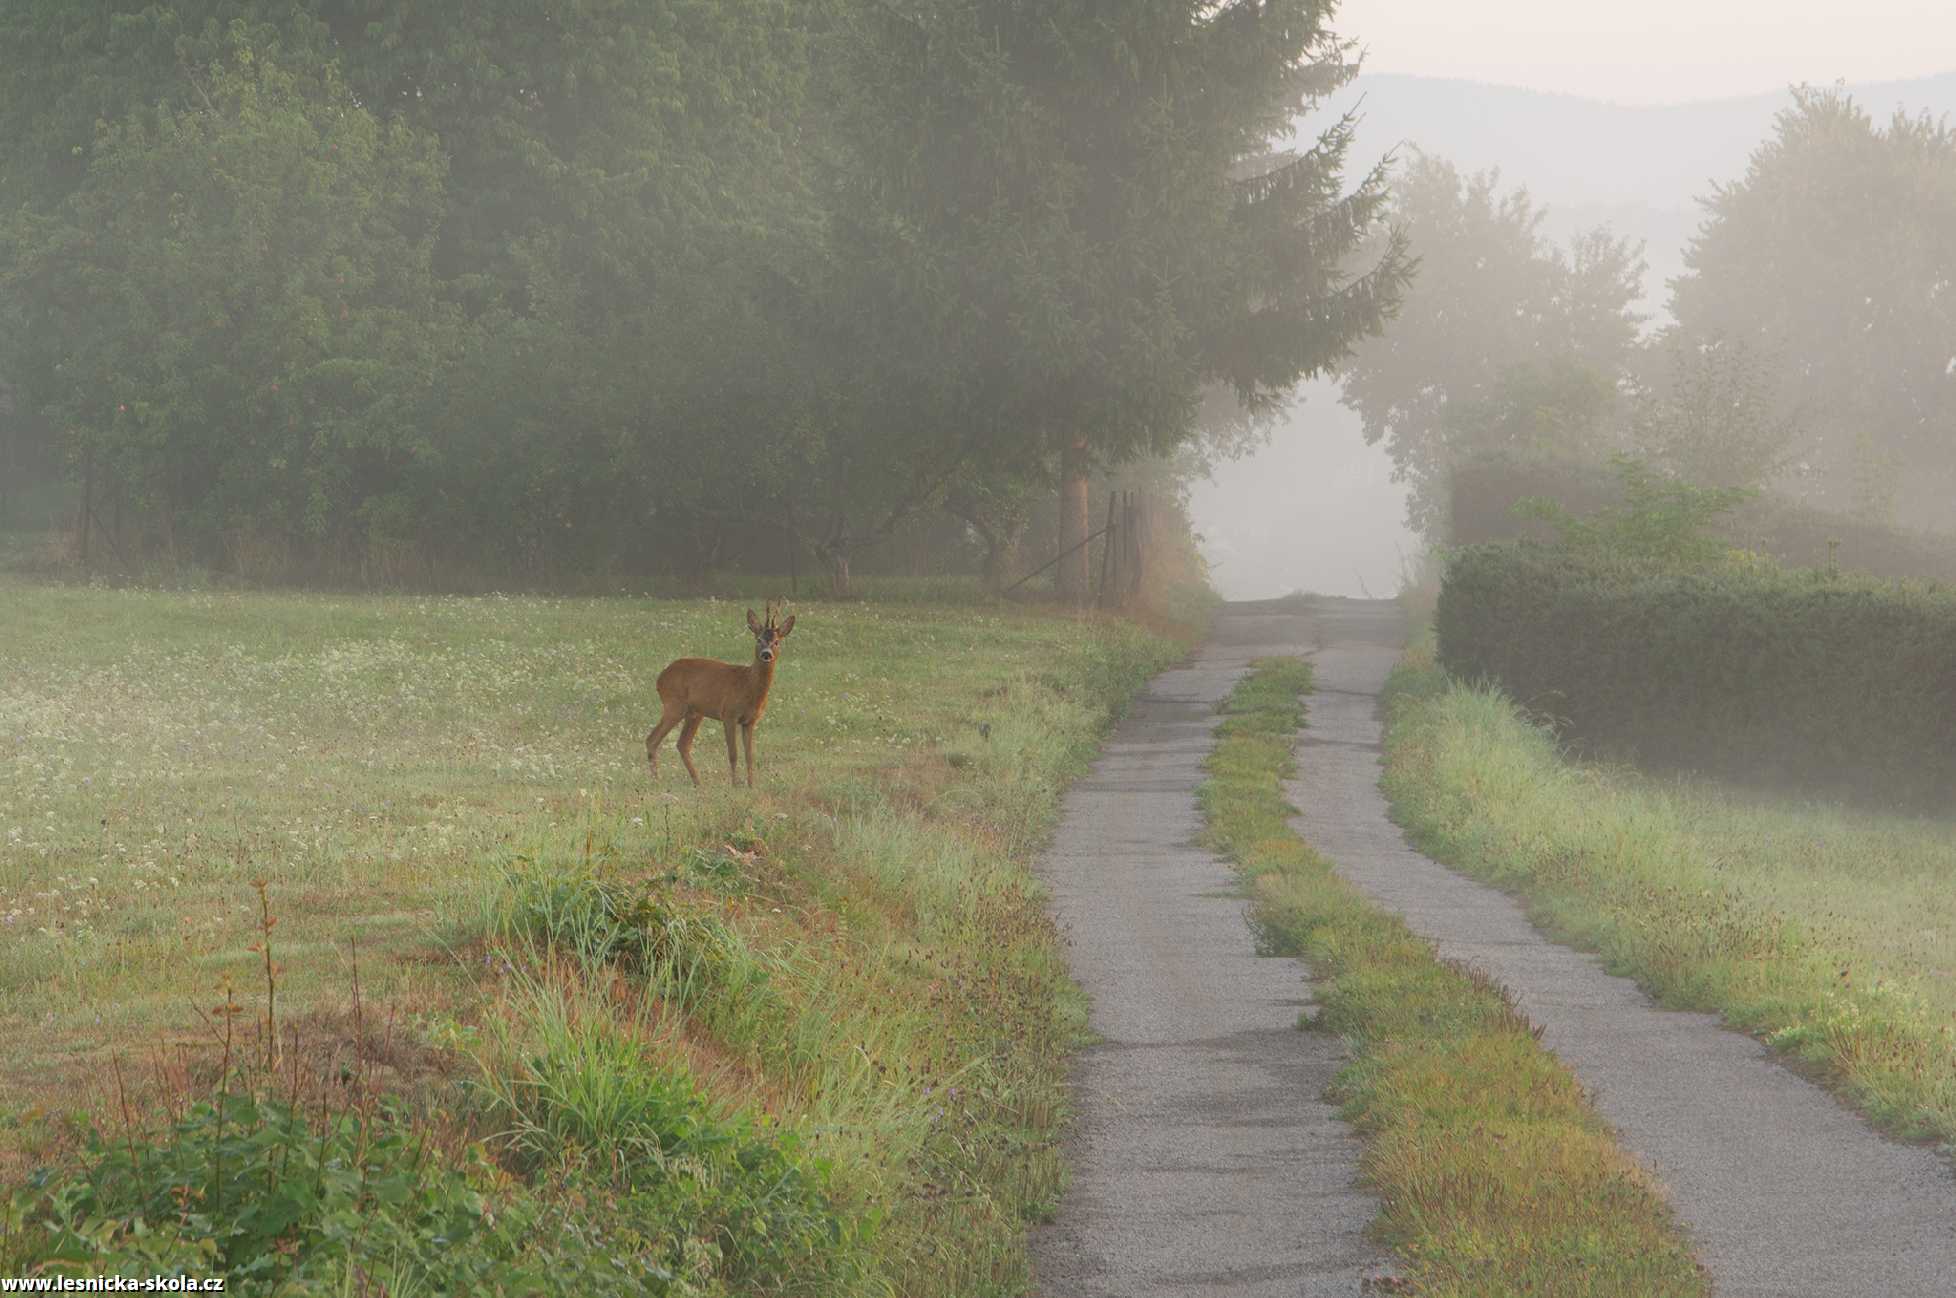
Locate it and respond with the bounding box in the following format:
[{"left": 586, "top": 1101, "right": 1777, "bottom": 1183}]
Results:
[
  {"left": 1384, "top": 638, "right": 1956, "bottom": 1153},
  {"left": 0, "top": 576, "right": 1188, "bottom": 1294},
  {"left": 1199, "top": 660, "right": 1705, "bottom": 1297}
]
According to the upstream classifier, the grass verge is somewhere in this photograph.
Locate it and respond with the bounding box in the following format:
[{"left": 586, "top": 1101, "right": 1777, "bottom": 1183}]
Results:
[
  {"left": 1199, "top": 658, "right": 1705, "bottom": 1297},
  {"left": 1382, "top": 637, "right": 1956, "bottom": 1153},
  {"left": 0, "top": 579, "right": 1191, "bottom": 1294}
]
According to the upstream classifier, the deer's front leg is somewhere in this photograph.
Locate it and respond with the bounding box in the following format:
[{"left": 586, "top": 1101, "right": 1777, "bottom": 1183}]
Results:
[
  {"left": 723, "top": 715, "right": 741, "bottom": 786},
  {"left": 741, "top": 722, "right": 756, "bottom": 786}
]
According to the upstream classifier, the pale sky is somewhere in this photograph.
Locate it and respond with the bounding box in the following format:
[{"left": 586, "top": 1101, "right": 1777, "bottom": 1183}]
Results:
[{"left": 1337, "top": 0, "right": 1956, "bottom": 105}]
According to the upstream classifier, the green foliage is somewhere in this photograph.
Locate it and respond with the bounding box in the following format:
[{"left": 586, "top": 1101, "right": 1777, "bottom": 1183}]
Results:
[
  {"left": 1436, "top": 542, "right": 1956, "bottom": 805},
  {"left": 0, "top": 2, "right": 1397, "bottom": 588},
  {"left": 487, "top": 861, "right": 736, "bottom": 993},
  {"left": 3, "top": 23, "right": 457, "bottom": 567},
  {"left": 1443, "top": 356, "right": 1620, "bottom": 467},
  {"left": 6, "top": 1095, "right": 685, "bottom": 1296},
  {"left": 1513, "top": 454, "right": 1753, "bottom": 571},
  {"left": 1448, "top": 448, "right": 1956, "bottom": 582}
]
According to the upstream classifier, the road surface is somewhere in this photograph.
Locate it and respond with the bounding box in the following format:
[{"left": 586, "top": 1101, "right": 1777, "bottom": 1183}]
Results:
[{"left": 1033, "top": 597, "right": 1956, "bottom": 1298}]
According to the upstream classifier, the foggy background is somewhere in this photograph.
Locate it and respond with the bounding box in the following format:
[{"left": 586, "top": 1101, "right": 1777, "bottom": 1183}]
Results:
[{"left": 1193, "top": 9, "right": 1956, "bottom": 599}]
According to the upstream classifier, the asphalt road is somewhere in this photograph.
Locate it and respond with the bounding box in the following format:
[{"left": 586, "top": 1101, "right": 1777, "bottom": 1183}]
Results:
[
  {"left": 1028, "top": 611, "right": 1393, "bottom": 1297},
  {"left": 1034, "top": 598, "right": 1956, "bottom": 1297}
]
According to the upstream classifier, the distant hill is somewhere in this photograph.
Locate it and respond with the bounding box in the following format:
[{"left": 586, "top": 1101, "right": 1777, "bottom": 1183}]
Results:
[
  {"left": 1325, "top": 70, "right": 1956, "bottom": 207},
  {"left": 1311, "top": 70, "right": 1956, "bottom": 314}
]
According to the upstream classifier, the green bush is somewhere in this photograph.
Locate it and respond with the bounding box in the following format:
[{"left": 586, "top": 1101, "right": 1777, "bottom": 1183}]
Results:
[
  {"left": 1436, "top": 543, "right": 1956, "bottom": 805},
  {"left": 1448, "top": 450, "right": 1956, "bottom": 582}
]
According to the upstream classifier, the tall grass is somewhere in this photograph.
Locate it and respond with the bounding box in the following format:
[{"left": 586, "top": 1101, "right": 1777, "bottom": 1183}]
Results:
[{"left": 1382, "top": 639, "right": 1956, "bottom": 1151}]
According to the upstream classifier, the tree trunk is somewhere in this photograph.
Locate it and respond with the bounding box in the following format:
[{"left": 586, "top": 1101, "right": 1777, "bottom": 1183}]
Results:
[
  {"left": 981, "top": 528, "right": 1022, "bottom": 594},
  {"left": 161, "top": 468, "right": 178, "bottom": 567},
  {"left": 0, "top": 416, "right": 14, "bottom": 529},
  {"left": 680, "top": 520, "right": 720, "bottom": 595},
  {"left": 1057, "top": 439, "right": 1091, "bottom": 603},
  {"left": 829, "top": 549, "right": 852, "bottom": 598},
  {"left": 79, "top": 450, "right": 93, "bottom": 567}
]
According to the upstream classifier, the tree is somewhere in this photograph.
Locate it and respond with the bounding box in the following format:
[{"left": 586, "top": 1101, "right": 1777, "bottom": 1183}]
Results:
[
  {"left": 1668, "top": 87, "right": 1956, "bottom": 524},
  {"left": 1442, "top": 357, "right": 1619, "bottom": 470},
  {"left": 323, "top": 0, "right": 832, "bottom": 576},
  {"left": 0, "top": 1, "right": 1399, "bottom": 587},
  {"left": 1339, "top": 152, "right": 1645, "bottom": 536},
  {"left": 1516, "top": 454, "right": 1754, "bottom": 573},
  {"left": 1628, "top": 336, "right": 1801, "bottom": 490},
  {"left": 2, "top": 24, "right": 456, "bottom": 569},
  {"left": 0, "top": 1, "right": 833, "bottom": 578},
  {"left": 832, "top": 0, "right": 1407, "bottom": 600},
  {"left": 944, "top": 465, "right": 1043, "bottom": 593}
]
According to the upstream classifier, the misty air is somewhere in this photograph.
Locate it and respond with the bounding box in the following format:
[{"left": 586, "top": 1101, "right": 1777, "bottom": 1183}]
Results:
[{"left": 1, "top": 4, "right": 1951, "bottom": 1295}]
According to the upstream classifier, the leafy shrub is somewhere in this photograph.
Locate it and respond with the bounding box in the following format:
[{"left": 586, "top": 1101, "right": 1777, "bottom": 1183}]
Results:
[
  {"left": 1436, "top": 543, "right": 1956, "bottom": 805},
  {"left": 1449, "top": 449, "right": 1956, "bottom": 582},
  {"left": 1513, "top": 454, "right": 1754, "bottom": 571}
]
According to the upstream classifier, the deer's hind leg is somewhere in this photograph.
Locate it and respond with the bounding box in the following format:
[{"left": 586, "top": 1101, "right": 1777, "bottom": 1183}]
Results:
[
  {"left": 646, "top": 700, "right": 687, "bottom": 780},
  {"left": 675, "top": 714, "right": 705, "bottom": 786}
]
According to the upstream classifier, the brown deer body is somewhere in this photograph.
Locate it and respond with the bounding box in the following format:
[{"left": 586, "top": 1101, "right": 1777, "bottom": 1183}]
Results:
[{"left": 647, "top": 604, "right": 797, "bottom": 787}]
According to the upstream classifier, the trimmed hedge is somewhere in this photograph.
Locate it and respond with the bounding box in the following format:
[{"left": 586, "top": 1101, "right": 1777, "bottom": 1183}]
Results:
[
  {"left": 1436, "top": 543, "right": 1956, "bottom": 806},
  {"left": 1448, "top": 451, "right": 1956, "bottom": 584}
]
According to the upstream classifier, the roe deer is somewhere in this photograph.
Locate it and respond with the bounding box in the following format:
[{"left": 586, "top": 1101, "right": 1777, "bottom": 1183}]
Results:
[{"left": 647, "top": 602, "right": 797, "bottom": 787}]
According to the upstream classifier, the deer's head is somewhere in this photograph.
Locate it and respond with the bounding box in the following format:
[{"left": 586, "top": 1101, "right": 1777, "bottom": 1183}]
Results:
[{"left": 747, "top": 602, "right": 797, "bottom": 665}]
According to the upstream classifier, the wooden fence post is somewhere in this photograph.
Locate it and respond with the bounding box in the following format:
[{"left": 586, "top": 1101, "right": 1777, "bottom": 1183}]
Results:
[
  {"left": 1097, "top": 491, "right": 1117, "bottom": 607},
  {"left": 1124, "top": 493, "right": 1139, "bottom": 601}
]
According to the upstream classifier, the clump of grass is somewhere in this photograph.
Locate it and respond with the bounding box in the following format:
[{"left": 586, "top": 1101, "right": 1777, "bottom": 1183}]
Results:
[
  {"left": 1382, "top": 637, "right": 1956, "bottom": 1151},
  {"left": 482, "top": 859, "right": 741, "bottom": 1008},
  {"left": 467, "top": 975, "right": 868, "bottom": 1295},
  {"left": 1201, "top": 658, "right": 1705, "bottom": 1297}
]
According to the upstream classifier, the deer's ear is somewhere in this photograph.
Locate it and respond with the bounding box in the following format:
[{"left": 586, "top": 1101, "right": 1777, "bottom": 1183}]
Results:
[
  {"left": 746, "top": 608, "right": 762, "bottom": 634},
  {"left": 779, "top": 614, "right": 796, "bottom": 637}
]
